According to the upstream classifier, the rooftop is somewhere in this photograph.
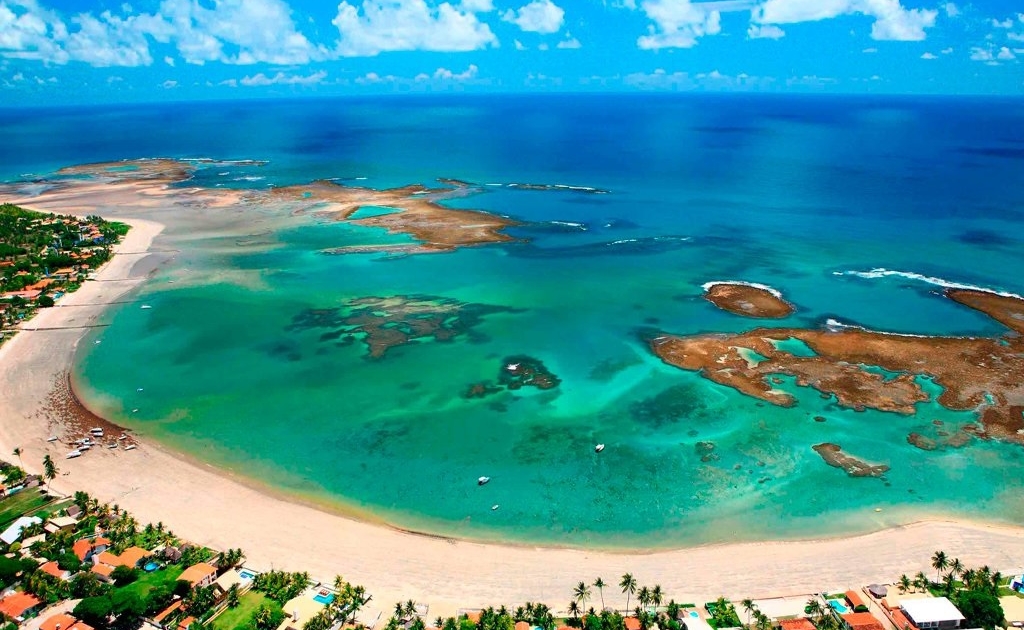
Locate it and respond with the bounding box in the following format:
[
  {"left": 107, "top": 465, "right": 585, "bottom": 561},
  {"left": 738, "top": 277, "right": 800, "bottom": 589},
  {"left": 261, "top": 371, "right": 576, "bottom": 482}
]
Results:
[
  {"left": 179, "top": 562, "right": 217, "bottom": 585},
  {"left": 0, "top": 591, "right": 42, "bottom": 618},
  {"left": 842, "top": 612, "right": 885, "bottom": 630},
  {"left": 901, "top": 598, "right": 966, "bottom": 625},
  {"left": 780, "top": 619, "right": 817, "bottom": 630}
]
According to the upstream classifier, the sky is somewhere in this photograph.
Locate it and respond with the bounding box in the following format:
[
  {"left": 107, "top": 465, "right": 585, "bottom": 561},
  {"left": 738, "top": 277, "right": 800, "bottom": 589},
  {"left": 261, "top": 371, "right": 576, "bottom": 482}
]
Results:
[{"left": 0, "top": 0, "right": 1022, "bottom": 104}]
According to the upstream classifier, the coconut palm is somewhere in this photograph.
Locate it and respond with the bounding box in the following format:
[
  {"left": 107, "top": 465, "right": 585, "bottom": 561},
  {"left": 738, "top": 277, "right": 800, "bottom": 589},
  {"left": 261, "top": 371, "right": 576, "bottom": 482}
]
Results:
[
  {"left": 898, "top": 575, "right": 911, "bottom": 594},
  {"left": 12, "top": 447, "right": 22, "bottom": 468},
  {"left": 651, "top": 585, "right": 663, "bottom": 610},
  {"left": 569, "top": 601, "right": 582, "bottom": 620},
  {"left": 594, "top": 577, "right": 606, "bottom": 611},
  {"left": 638, "top": 586, "right": 651, "bottom": 613},
  {"left": 742, "top": 599, "right": 757, "bottom": 627},
  {"left": 931, "top": 551, "right": 948, "bottom": 585},
  {"left": 949, "top": 558, "right": 964, "bottom": 580},
  {"left": 620, "top": 574, "right": 637, "bottom": 613},
  {"left": 914, "top": 571, "right": 929, "bottom": 593},
  {"left": 41, "top": 454, "right": 57, "bottom": 492},
  {"left": 575, "top": 581, "right": 592, "bottom": 611},
  {"left": 805, "top": 599, "right": 824, "bottom": 622}
]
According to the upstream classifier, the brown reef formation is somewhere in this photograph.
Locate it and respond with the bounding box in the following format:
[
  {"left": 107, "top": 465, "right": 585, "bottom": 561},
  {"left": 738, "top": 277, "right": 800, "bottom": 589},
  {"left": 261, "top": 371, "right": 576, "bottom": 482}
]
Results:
[
  {"left": 812, "top": 443, "right": 889, "bottom": 477},
  {"left": 498, "top": 356, "right": 561, "bottom": 390},
  {"left": 272, "top": 179, "right": 518, "bottom": 255},
  {"left": 287, "top": 295, "right": 516, "bottom": 359},
  {"left": 703, "top": 282, "right": 795, "bottom": 318},
  {"left": 649, "top": 288, "right": 1024, "bottom": 445}
]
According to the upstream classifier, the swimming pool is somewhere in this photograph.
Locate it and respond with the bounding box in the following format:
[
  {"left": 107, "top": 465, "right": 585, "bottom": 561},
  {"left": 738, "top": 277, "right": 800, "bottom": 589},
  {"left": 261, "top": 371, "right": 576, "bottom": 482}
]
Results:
[
  {"left": 828, "top": 600, "right": 849, "bottom": 614},
  {"left": 689, "top": 612, "right": 700, "bottom": 619},
  {"left": 239, "top": 569, "right": 256, "bottom": 580},
  {"left": 144, "top": 562, "right": 158, "bottom": 572},
  {"left": 313, "top": 592, "right": 335, "bottom": 605}
]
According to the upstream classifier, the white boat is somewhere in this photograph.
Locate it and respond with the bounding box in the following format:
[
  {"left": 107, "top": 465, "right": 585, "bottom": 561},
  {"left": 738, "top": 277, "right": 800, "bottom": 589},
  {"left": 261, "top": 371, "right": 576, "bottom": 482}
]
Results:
[
  {"left": 595, "top": 444, "right": 605, "bottom": 453},
  {"left": 108, "top": 443, "right": 118, "bottom": 449},
  {"left": 505, "top": 363, "right": 519, "bottom": 372},
  {"left": 90, "top": 427, "right": 104, "bottom": 436},
  {"left": 124, "top": 444, "right": 137, "bottom": 451},
  {"left": 66, "top": 450, "right": 82, "bottom": 459},
  {"left": 46, "top": 436, "right": 58, "bottom": 442},
  {"left": 491, "top": 504, "right": 500, "bottom": 511},
  {"left": 140, "top": 305, "right": 152, "bottom": 310},
  {"left": 78, "top": 444, "right": 91, "bottom": 451},
  {"left": 477, "top": 476, "right": 490, "bottom": 486}
]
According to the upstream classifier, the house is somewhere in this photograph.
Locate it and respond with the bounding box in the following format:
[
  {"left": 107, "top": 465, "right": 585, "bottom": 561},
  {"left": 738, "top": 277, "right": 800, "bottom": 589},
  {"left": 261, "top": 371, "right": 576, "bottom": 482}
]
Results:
[
  {"left": 39, "top": 560, "right": 72, "bottom": 581},
  {"left": 514, "top": 622, "right": 531, "bottom": 630},
  {"left": 899, "top": 598, "right": 966, "bottom": 630},
  {"left": 91, "top": 563, "right": 116, "bottom": 582},
  {"left": 213, "top": 569, "right": 245, "bottom": 598},
  {"left": 39, "top": 612, "right": 95, "bottom": 630},
  {"left": 44, "top": 515, "right": 78, "bottom": 534},
  {"left": 0, "top": 592, "right": 43, "bottom": 621},
  {"left": 0, "top": 516, "right": 42, "bottom": 545},
  {"left": 178, "top": 616, "right": 196, "bottom": 630},
  {"left": 152, "top": 600, "right": 183, "bottom": 628},
  {"left": 162, "top": 546, "right": 183, "bottom": 562},
  {"left": 779, "top": 619, "right": 817, "bottom": 630},
  {"left": 65, "top": 505, "right": 82, "bottom": 518},
  {"left": 842, "top": 612, "right": 886, "bottom": 630},
  {"left": 178, "top": 562, "right": 218, "bottom": 589},
  {"left": 95, "top": 545, "right": 150, "bottom": 569},
  {"left": 624, "top": 617, "right": 641, "bottom": 630},
  {"left": 73, "top": 536, "right": 111, "bottom": 562},
  {"left": 845, "top": 591, "right": 867, "bottom": 611},
  {"left": 277, "top": 592, "right": 328, "bottom": 630}
]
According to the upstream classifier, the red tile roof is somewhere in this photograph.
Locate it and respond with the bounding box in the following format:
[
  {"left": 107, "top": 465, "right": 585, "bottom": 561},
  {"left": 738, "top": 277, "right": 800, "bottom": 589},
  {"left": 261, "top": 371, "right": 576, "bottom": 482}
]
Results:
[
  {"left": 780, "top": 619, "right": 817, "bottom": 630},
  {"left": 0, "top": 592, "right": 42, "bottom": 618},
  {"left": 154, "top": 601, "right": 183, "bottom": 623},
  {"left": 40, "top": 561, "right": 66, "bottom": 579},
  {"left": 624, "top": 617, "right": 641, "bottom": 630},
  {"left": 39, "top": 613, "right": 94, "bottom": 630},
  {"left": 845, "top": 591, "right": 867, "bottom": 610},
  {"left": 515, "top": 622, "right": 531, "bottom": 630},
  {"left": 890, "top": 608, "right": 915, "bottom": 630},
  {"left": 91, "top": 564, "right": 115, "bottom": 578},
  {"left": 178, "top": 562, "right": 217, "bottom": 585},
  {"left": 843, "top": 612, "right": 885, "bottom": 630},
  {"left": 73, "top": 539, "right": 92, "bottom": 560}
]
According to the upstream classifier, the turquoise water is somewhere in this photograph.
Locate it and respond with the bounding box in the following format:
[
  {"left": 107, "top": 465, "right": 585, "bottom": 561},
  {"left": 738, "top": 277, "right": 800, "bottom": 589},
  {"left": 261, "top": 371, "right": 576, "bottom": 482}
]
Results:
[
  {"left": 828, "top": 601, "right": 849, "bottom": 614},
  {"left": 3, "top": 95, "right": 1022, "bottom": 548}
]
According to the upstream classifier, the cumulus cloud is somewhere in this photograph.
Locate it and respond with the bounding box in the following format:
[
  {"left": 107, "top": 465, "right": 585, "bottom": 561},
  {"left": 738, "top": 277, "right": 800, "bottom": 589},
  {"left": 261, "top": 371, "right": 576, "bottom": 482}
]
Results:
[
  {"left": 943, "top": 2, "right": 957, "bottom": 17},
  {"left": 636, "top": 0, "right": 722, "bottom": 49},
  {"left": 748, "top": 23, "right": 784, "bottom": 39},
  {"left": 996, "top": 46, "right": 1015, "bottom": 59},
  {"left": 751, "top": 0, "right": 938, "bottom": 41},
  {"left": 514, "top": 38, "right": 525, "bottom": 50},
  {"left": 1009, "top": 32, "right": 1024, "bottom": 42},
  {"left": 557, "top": 34, "right": 581, "bottom": 48},
  {"left": 161, "top": 79, "right": 177, "bottom": 88},
  {"left": 501, "top": 0, "right": 564, "bottom": 33},
  {"left": 940, "top": 46, "right": 952, "bottom": 53},
  {"left": 992, "top": 18, "right": 1013, "bottom": 28},
  {"left": 920, "top": 51, "right": 936, "bottom": 58},
  {"left": 431, "top": 63, "right": 477, "bottom": 79},
  {"left": 624, "top": 67, "right": 775, "bottom": 90},
  {"left": 239, "top": 70, "right": 327, "bottom": 86},
  {"left": 333, "top": 0, "right": 497, "bottom": 56},
  {"left": 863, "top": 46, "right": 878, "bottom": 52}
]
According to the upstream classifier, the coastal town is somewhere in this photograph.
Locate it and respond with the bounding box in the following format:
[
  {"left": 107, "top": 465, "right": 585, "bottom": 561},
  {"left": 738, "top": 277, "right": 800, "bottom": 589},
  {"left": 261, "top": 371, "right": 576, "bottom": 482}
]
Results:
[
  {"left": 0, "top": 204, "right": 129, "bottom": 344},
  {"left": 0, "top": 452, "right": 1021, "bottom": 630}
]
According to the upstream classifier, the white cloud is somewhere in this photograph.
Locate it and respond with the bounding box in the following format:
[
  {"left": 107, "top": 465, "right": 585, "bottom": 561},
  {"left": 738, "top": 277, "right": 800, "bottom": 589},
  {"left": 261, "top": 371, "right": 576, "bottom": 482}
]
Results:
[
  {"left": 751, "top": 0, "right": 938, "bottom": 42},
  {"left": 557, "top": 34, "right": 581, "bottom": 48},
  {"left": 969, "top": 46, "right": 992, "bottom": 61},
  {"left": 1007, "top": 32, "right": 1024, "bottom": 42},
  {"left": 636, "top": 0, "right": 722, "bottom": 49},
  {"left": 920, "top": 51, "right": 936, "bottom": 58},
  {"left": 163, "top": 55, "right": 174, "bottom": 65},
  {"left": 862, "top": 46, "right": 877, "bottom": 52},
  {"left": 218, "top": 78, "right": 237, "bottom": 87},
  {"left": 460, "top": 0, "right": 492, "bottom": 10},
  {"left": 514, "top": 38, "right": 525, "bottom": 50},
  {"left": 996, "top": 46, "right": 1015, "bottom": 59},
  {"left": 432, "top": 63, "right": 477, "bottom": 79},
  {"left": 623, "top": 67, "right": 775, "bottom": 90},
  {"left": 940, "top": 46, "right": 952, "bottom": 53},
  {"left": 501, "top": 0, "right": 564, "bottom": 34},
  {"left": 333, "top": 0, "right": 497, "bottom": 56},
  {"left": 11, "top": 71, "right": 23, "bottom": 81},
  {"left": 161, "top": 79, "right": 177, "bottom": 88},
  {"left": 943, "top": 2, "right": 957, "bottom": 17},
  {"left": 992, "top": 18, "right": 1013, "bottom": 28},
  {"left": 239, "top": 70, "right": 327, "bottom": 86},
  {"left": 748, "top": 23, "right": 784, "bottom": 38}
]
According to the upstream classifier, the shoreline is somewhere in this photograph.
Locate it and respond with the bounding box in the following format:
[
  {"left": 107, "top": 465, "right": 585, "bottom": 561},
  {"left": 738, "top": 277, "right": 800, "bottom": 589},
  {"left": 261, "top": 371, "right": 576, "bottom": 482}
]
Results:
[{"left": 0, "top": 213, "right": 1023, "bottom": 616}]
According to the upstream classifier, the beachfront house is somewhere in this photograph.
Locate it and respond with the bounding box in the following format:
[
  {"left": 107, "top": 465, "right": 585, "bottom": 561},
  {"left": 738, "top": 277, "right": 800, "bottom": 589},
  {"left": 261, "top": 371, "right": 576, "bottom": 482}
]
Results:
[
  {"left": 0, "top": 516, "right": 42, "bottom": 546},
  {"left": 73, "top": 536, "right": 110, "bottom": 562},
  {"left": 44, "top": 515, "right": 78, "bottom": 535},
  {"left": 39, "top": 612, "right": 95, "bottom": 630},
  {"left": 842, "top": 612, "right": 886, "bottom": 630},
  {"left": 178, "top": 562, "right": 217, "bottom": 589},
  {"left": 779, "top": 620, "right": 816, "bottom": 630},
  {"left": 277, "top": 591, "right": 328, "bottom": 630},
  {"left": 0, "top": 592, "right": 43, "bottom": 622},
  {"left": 899, "top": 598, "right": 966, "bottom": 630}
]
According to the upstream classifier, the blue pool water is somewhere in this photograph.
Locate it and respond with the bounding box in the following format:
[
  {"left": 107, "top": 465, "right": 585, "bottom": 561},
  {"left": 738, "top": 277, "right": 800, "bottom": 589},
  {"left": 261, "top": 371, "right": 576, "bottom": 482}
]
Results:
[
  {"left": 239, "top": 569, "right": 256, "bottom": 580},
  {"left": 828, "top": 600, "right": 849, "bottom": 614},
  {"left": 313, "top": 592, "right": 335, "bottom": 605}
]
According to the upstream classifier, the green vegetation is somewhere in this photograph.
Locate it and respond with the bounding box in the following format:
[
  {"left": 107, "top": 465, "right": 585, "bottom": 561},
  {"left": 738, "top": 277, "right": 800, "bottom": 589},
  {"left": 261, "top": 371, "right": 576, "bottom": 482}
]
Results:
[
  {"left": 0, "top": 488, "right": 51, "bottom": 529},
  {"left": 0, "top": 204, "right": 128, "bottom": 343},
  {"left": 211, "top": 591, "right": 283, "bottom": 630},
  {"left": 252, "top": 569, "right": 310, "bottom": 604},
  {"left": 113, "top": 564, "right": 184, "bottom": 602}
]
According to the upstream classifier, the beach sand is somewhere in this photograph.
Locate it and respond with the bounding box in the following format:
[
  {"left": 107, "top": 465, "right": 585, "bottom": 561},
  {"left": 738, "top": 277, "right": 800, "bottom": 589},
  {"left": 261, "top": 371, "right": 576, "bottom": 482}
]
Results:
[{"left": 1, "top": 214, "right": 1023, "bottom": 619}]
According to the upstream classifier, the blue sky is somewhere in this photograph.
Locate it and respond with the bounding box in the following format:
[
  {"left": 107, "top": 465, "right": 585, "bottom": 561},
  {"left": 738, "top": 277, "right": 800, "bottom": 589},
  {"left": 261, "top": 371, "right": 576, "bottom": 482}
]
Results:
[{"left": 1, "top": 0, "right": 1022, "bottom": 104}]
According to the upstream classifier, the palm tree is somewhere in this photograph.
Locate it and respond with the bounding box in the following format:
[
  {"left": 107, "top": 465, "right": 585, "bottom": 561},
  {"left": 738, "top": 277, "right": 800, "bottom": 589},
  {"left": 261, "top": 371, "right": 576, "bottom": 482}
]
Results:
[
  {"left": 949, "top": 558, "right": 964, "bottom": 580},
  {"left": 914, "top": 572, "right": 929, "bottom": 593},
  {"left": 638, "top": 586, "right": 651, "bottom": 613},
  {"left": 805, "top": 599, "right": 823, "bottom": 622},
  {"left": 41, "top": 454, "right": 57, "bottom": 492},
  {"left": 620, "top": 574, "right": 637, "bottom": 613},
  {"left": 12, "top": 447, "right": 22, "bottom": 468},
  {"left": 898, "top": 575, "right": 911, "bottom": 594},
  {"left": 742, "top": 599, "right": 756, "bottom": 627},
  {"left": 651, "top": 585, "right": 663, "bottom": 611},
  {"left": 942, "top": 573, "right": 956, "bottom": 597},
  {"left": 568, "top": 601, "right": 581, "bottom": 620},
  {"left": 575, "top": 581, "right": 592, "bottom": 611},
  {"left": 594, "top": 577, "right": 606, "bottom": 611},
  {"left": 931, "top": 550, "right": 948, "bottom": 585}
]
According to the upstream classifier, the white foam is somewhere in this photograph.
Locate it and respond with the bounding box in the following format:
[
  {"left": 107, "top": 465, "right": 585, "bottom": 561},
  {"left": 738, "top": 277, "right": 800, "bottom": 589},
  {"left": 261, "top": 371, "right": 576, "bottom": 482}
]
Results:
[
  {"left": 701, "top": 280, "right": 783, "bottom": 299},
  {"left": 550, "top": 221, "right": 586, "bottom": 229},
  {"left": 824, "top": 318, "right": 947, "bottom": 339},
  {"left": 839, "top": 268, "right": 1024, "bottom": 300},
  {"left": 234, "top": 176, "right": 265, "bottom": 182}
]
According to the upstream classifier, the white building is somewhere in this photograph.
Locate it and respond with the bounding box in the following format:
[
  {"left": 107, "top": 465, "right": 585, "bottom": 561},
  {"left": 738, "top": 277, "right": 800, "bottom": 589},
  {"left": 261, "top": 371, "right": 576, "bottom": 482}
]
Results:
[
  {"left": 0, "top": 516, "right": 42, "bottom": 545},
  {"left": 900, "top": 597, "right": 966, "bottom": 630}
]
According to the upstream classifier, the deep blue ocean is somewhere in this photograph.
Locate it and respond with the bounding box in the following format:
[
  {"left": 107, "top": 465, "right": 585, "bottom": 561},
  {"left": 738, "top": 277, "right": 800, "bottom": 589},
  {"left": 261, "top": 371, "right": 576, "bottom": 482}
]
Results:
[{"left": 3, "top": 94, "right": 1024, "bottom": 547}]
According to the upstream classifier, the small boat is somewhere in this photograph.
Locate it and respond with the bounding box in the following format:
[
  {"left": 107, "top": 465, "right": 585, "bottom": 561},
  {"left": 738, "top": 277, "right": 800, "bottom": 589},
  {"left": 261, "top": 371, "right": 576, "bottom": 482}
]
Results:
[
  {"left": 131, "top": 408, "right": 139, "bottom": 413},
  {"left": 477, "top": 476, "right": 490, "bottom": 486},
  {"left": 491, "top": 504, "right": 500, "bottom": 511},
  {"left": 46, "top": 436, "right": 58, "bottom": 442},
  {"left": 136, "top": 387, "right": 144, "bottom": 392},
  {"left": 140, "top": 305, "right": 152, "bottom": 310},
  {"left": 124, "top": 444, "right": 137, "bottom": 451},
  {"left": 78, "top": 444, "right": 91, "bottom": 451},
  {"left": 108, "top": 443, "right": 118, "bottom": 449},
  {"left": 66, "top": 450, "right": 82, "bottom": 459},
  {"left": 505, "top": 363, "right": 519, "bottom": 372},
  {"left": 90, "top": 427, "right": 104, "bottom": 436},
  {"left": 595, "top": 444, "right": 605, "bottom": 453}
]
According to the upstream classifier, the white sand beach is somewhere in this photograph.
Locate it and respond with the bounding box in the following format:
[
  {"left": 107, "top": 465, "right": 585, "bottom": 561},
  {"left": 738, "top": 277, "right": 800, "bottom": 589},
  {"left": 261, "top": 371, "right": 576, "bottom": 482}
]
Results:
[{"left": 1, "top": 212, "right": 1023, "bottom": 619}]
